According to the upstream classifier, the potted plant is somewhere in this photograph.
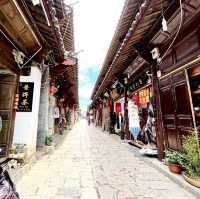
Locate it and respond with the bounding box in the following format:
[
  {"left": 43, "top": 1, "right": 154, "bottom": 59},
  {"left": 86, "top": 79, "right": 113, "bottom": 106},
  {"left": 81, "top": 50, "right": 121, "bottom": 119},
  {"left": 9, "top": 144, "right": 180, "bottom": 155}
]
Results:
[
  {"left": 165, "top": 150, "right": 182, "bottom": 174},
  {"left": 45, "top": 135, "right": 53, "bottom": 146},
  {"left": 179, "top": 130, "right": 200, "bottom": 188}
]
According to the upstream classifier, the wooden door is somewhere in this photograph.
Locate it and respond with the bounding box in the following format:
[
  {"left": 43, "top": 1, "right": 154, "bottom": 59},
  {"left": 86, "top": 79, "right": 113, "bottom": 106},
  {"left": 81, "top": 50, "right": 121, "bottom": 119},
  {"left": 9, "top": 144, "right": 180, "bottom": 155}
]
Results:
[
  {"left": 160, "top": 71, "right": 193, "bottom": 151},
  {"left": 0, "top": 74, "right": 17, "bottom": 157}
]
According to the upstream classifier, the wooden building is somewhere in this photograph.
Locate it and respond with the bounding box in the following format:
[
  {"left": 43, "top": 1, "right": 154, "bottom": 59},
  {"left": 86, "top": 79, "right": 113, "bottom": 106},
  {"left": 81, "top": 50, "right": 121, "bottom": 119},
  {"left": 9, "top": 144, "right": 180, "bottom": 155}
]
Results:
[
  {"left": 0, "top": 0, "right": 42, "bottom": 159},
  {"left": 91, "top": 0, "right": 200, "bottom": 160},
  {"left": 0, "top": 0, "right": 78, "bottom": 161}
]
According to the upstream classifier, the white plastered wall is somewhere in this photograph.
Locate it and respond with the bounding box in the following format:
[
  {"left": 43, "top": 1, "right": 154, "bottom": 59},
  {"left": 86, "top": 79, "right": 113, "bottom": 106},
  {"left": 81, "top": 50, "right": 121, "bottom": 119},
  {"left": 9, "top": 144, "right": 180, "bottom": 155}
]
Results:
[{"left": 13, "top": 66, "right": 41, "bottom": 158}]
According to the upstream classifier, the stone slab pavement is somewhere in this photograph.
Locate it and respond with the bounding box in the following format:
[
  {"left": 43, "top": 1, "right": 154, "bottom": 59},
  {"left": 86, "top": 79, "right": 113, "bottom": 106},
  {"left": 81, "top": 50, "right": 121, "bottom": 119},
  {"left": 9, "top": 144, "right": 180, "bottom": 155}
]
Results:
[{"left": 16, "top": 120, "right": 197, "bottom": 199}]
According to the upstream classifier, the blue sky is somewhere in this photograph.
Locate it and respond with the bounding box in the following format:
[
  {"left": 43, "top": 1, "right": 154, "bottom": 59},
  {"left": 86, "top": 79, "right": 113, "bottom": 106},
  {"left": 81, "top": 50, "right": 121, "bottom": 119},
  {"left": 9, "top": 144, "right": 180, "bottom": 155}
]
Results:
[
  {"left": 66, "top": 0, "right": 125, "bottom": 112},
  {"left": 79, "top": 66, "right": 100, "bottom": 111}
]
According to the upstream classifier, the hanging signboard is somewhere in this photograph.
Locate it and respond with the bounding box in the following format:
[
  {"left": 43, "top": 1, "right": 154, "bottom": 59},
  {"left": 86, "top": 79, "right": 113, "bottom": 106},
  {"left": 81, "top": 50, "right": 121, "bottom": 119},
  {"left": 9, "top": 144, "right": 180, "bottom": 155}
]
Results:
[
  {"left": 62, "top": 57, "right": 77, "bottom": 66},
  {"left": 129, "top": 73, "right": 149, "bottom": 92},
  {"left": 17, "top": 82, "right": 34, "bottom": 112}
]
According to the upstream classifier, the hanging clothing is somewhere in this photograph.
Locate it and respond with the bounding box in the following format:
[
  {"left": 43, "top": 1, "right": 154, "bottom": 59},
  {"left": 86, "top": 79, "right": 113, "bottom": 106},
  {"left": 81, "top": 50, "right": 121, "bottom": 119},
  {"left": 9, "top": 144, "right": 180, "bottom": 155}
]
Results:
[
  {"left": 53, "top": 107, "right": 60, "bottom": 119},
  {"left": 144, "top": 102, "right": 156, "bottom": 144},
  {"left": 132, "top": 93, "right": 139, "bottom": 105},
  {"left": 115, "top": 103, "right": 121, "bottom": 113},
  {"left": 106, "top": 98, "right": 111, "bottom": 109},
  {"left": 128, "top": 100, "right": 140, "bottom": 140},
  {"left": 139, "top": 88, "right": 150, "bottom": 108},
  {"left": 0, "top": 115, "right": 2, "bottom": 134}
]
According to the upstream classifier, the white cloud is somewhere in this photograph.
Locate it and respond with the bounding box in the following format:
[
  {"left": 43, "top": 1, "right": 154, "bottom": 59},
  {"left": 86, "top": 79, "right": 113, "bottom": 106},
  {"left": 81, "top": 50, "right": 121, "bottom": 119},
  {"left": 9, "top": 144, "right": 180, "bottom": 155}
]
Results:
[
  {"left": 79, "top": 82, "right": 93, "bottom": 98},
  {"left": 65, "top": 0, "right": 125, "bottom": 109},
  {"left": 71, "top": 0, "right": 124, "bottom": 68}
]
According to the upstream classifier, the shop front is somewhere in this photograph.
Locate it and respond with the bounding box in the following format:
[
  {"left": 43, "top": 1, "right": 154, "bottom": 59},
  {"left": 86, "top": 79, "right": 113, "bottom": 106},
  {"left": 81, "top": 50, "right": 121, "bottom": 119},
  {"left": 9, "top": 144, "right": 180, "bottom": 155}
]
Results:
[
  {"left": 127, "top": 70, "right": 158, "bottom": 155},
  {"left": 157, "top": 21, "right": 200, "bottom": 152},
  {"left": 159, "top": 62, "right": 200, "bottom": 152},
  {"left": 113, "top": 98, "right": 124, "bottom": 135}
]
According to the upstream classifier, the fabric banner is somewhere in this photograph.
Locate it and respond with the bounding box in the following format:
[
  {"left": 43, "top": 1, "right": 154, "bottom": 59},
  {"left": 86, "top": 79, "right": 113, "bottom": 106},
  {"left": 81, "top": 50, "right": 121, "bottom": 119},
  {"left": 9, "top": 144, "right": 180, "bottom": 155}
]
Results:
[
  {"left": 139, "top": 88, "right": 150, "bottom": 107},
  {"left": 115, "top": 103, "right": 121, "bottom": 113}
]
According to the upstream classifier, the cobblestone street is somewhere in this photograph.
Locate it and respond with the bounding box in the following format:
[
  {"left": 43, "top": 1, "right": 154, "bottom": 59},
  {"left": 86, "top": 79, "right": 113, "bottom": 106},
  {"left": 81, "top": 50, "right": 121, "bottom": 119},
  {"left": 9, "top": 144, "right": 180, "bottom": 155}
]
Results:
[{"left": 16, "top": 120, "right": 196, "bottom": 199}]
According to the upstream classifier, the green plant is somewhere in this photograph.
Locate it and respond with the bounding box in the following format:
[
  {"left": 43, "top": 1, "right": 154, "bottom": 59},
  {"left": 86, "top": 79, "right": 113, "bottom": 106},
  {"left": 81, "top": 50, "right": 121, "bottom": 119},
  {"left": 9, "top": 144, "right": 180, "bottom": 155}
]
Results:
[
  {"left": 166, "top": 150, "right": 182, "bottom": 164},
  {"left": 179, "top": 130, "right": 200, "bottom": 179},
  {"left": 45, "top": 135, "right": 53, "bottom": 146}
]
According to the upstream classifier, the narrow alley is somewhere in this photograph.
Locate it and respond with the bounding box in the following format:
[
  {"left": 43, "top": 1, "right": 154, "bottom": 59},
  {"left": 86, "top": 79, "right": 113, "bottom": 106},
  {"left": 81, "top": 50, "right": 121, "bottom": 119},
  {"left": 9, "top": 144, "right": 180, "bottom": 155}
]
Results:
[{"left": 16, "top": 120, "right": 196, "bottom": 199}]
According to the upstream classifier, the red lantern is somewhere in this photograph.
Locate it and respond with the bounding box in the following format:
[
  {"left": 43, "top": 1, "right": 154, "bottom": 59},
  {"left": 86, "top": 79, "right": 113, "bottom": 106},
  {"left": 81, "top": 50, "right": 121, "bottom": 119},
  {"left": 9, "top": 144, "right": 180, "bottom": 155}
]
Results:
[{"left": 49, "top": 86, "right": 57, "bottom": 94}]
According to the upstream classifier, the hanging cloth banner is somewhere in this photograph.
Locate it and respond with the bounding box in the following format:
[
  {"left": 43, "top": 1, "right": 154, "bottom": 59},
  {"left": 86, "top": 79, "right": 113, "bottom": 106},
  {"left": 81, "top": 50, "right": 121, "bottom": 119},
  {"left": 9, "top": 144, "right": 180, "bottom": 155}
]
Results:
[
  {"left": 139, "top": 88, "right": 150, "bottom": 107},
  {"left": 106, "top": 98, "right": 111, "bottom": 108},
  {"left": 115, "top": 102, "right": 122, "bottom": 113}
]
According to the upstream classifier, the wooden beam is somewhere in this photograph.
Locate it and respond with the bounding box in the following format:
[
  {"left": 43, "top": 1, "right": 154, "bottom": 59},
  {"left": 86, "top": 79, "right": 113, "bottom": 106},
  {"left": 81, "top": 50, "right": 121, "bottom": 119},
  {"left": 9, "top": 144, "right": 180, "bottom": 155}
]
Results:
[
  {"left": 183, "top": 2, "right": 196, "bottom": 13},
  {"left": 133, "top": 42, "right": 153, "bottom": 64},
  {"left": 0, "top": 0, "right": 8, "bottom": 6},
  {"left": 0, "top": 34, "right": 19, "bottom": 74}
]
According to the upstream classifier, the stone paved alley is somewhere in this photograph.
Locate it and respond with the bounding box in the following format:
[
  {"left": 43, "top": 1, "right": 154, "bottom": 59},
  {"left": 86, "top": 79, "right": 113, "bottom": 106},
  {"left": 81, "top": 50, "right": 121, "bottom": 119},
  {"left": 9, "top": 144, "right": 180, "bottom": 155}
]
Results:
[{"left": 16, "top": 120, "right": 196, "bottom": 199}]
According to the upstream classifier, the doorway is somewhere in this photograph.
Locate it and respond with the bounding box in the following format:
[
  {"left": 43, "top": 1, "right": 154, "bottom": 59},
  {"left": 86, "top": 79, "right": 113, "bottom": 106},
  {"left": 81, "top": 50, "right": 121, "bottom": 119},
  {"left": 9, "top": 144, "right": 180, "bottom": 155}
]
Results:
[
  {"left": 0, "top": 74, "right": 18, "bottom": 158},
  {"left": 160, "top": 70, "right": 193, "bottom": 151}
]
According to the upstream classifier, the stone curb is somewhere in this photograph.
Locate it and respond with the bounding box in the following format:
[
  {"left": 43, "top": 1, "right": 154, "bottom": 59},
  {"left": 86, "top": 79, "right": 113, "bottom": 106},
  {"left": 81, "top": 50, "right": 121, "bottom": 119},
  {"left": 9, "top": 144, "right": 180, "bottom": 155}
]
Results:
[
  {"left": 10, "top": 130, "right": 71, "bottom": 184},
  {"left": 125, "top": 142, "right": 200, "bottom": 199},
  {"left": 108, "top": 134, "right": 200, "bottom": 199},
  {"left": 142, "top": 156, "right": 200, "bottom": 199},
  {"left": 9, "top": 155, "right": 36, "bottom": 183}
]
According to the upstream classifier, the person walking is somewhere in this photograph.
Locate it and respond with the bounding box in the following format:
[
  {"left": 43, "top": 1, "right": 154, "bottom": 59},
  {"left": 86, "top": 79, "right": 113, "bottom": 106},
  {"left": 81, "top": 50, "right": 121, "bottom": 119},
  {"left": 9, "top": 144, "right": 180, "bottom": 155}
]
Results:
[
  {"left": 89, "top": 109, "right": 94, "bottom": 124},
  {"left": 86, "top": 111, "right": 90, "bottom": 125}
]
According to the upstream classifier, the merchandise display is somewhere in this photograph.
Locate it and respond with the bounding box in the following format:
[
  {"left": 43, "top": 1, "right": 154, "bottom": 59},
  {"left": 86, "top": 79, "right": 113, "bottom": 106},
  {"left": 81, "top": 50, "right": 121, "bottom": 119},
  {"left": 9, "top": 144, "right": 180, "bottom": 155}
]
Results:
[{"left": 128, "top": 99, "right": 140, "bottom": 140}]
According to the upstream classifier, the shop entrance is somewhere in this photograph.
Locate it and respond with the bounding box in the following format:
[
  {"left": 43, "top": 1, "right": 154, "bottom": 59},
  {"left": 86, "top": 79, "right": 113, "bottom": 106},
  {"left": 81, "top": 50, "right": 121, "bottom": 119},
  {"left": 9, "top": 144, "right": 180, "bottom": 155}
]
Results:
[
  {"left": 0, "top": 74, "right": 17, "bottom": 158},
  {"left": 160, "top": 71, "right": 193, "bottom": 151}
]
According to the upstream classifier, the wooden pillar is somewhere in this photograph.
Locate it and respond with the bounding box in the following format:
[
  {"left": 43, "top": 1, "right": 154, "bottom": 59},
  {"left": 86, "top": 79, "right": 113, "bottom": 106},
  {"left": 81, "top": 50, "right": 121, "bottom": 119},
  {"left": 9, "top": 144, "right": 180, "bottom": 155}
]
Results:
[
  {"left": 110, "top": 94, "right": 115, "bottom": 133},
  {"left": 151, "top": 64, "right": 165, "bottom": 160},
  {"left": 123, "top": 82, "right": 129, "bottom": 140},
  {"left": 109, "top": 94, "right": 114, "bottom": 134}
]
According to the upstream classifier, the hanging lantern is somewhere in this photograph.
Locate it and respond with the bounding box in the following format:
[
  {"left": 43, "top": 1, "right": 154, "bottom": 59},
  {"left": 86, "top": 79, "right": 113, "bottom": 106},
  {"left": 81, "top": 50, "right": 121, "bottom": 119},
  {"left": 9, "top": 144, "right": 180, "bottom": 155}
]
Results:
[{"left": 49, "top": 86, "right": 57, "bottom": 94}]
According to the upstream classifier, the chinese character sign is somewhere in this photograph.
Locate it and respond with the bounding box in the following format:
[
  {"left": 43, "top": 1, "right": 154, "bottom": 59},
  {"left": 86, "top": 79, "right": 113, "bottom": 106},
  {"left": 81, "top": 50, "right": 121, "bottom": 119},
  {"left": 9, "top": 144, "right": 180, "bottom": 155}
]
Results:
[{"left": 17, "top": 82, "right": 34, "bottom": 112}]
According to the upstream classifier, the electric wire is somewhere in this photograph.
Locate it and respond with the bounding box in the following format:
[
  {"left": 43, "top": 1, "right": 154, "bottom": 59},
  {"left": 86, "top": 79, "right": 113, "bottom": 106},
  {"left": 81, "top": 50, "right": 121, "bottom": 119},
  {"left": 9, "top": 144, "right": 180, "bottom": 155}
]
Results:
[{"left": 158, "top": 0, "right": 183, "bottom": 65}]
